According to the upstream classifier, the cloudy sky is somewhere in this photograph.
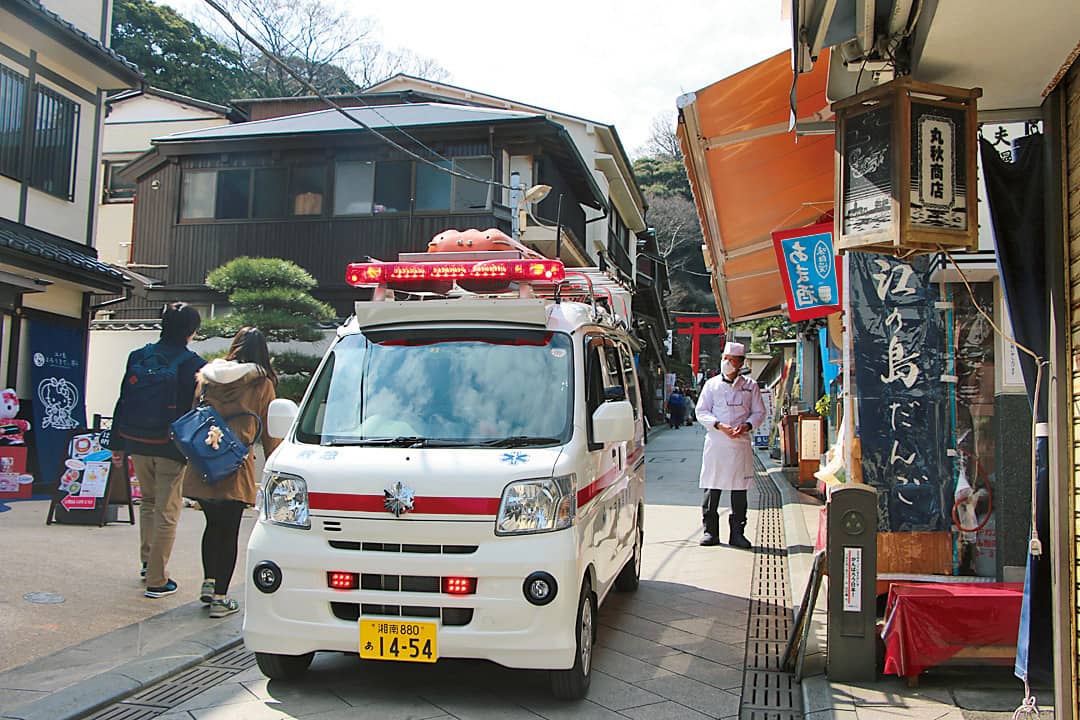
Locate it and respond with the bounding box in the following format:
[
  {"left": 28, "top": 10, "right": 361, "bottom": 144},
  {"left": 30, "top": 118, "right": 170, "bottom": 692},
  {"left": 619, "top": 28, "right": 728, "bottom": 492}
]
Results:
[{"left": 168, "top": 0, "right": 790, "bottom": 155}]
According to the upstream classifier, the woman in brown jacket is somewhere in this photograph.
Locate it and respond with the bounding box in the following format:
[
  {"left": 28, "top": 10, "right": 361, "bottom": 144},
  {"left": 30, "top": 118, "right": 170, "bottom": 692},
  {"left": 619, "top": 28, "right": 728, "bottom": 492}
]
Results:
[{"left": 182, "top": 327, "right": 280, "bottom": 618}]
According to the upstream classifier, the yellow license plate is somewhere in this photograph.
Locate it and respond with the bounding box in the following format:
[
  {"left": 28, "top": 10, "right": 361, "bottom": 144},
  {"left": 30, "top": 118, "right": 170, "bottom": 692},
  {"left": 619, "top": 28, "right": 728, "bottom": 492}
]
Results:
[{"left": 359, "top": 619, "right": 438, "bottom": 663}]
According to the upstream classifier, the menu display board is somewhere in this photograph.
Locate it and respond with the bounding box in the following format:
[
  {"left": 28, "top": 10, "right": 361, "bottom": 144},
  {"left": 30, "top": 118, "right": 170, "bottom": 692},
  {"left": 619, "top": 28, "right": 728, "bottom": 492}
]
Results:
[{"left": 46, "top": 429, "right": 133, "bottom": 526}]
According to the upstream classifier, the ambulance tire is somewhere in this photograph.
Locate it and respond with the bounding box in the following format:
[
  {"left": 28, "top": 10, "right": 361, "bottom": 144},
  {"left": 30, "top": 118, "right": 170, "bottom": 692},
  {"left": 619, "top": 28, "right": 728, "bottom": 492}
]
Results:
[
  {"left": 550, "top": 579, "right": 595, "bottom": 700},
  {"left": 255, "top": 651, "right": 314, "bottom": 680},
  {"left": 614, "top": 513, "right": 643, "bottom": 592}
]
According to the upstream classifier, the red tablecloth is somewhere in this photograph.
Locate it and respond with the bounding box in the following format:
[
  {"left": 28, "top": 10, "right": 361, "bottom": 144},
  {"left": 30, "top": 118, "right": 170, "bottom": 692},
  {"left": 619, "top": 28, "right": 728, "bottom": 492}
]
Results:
[{"left": 881, "top": 582, "right": 1023, "bottom": 678}]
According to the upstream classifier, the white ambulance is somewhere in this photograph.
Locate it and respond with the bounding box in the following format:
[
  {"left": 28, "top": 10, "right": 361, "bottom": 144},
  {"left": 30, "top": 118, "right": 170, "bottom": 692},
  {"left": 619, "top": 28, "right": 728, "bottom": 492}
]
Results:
[{"left": 244, "top": 247, "right": 646, "bottom": 699}]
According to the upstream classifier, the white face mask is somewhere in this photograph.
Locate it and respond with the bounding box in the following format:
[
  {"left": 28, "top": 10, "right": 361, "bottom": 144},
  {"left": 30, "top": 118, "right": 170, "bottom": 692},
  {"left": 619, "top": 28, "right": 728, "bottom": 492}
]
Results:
[{"left": 721, "top": 359, "right": 737, "bottom": 377}]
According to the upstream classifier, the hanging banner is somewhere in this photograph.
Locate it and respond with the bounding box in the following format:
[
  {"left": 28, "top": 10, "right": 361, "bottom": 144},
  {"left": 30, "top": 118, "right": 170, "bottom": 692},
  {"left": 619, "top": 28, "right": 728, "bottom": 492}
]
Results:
[
  {"left": 849, "top": 253, "right": 947, "bottom": 532},
  {"left": 771, "top": 222, "right": 841, "bottom": 321},
  {"left": 28, "top": 318, "right": 87, "bottom": 495}
]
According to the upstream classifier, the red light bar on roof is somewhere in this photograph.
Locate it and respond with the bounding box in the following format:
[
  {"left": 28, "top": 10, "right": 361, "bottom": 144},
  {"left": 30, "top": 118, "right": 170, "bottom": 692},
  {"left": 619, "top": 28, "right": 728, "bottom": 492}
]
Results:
[{"left": 346, "top": 259, "right": 565, "bottom": 287}]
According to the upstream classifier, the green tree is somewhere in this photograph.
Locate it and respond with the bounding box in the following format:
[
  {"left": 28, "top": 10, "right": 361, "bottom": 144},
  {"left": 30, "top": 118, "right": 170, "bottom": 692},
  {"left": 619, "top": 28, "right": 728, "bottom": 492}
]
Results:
[
  {"left": 111, "top": 0, "right": 246, "bottom": 105},
  {"left": 201, "top": 257, "right": 335, "bottom": 401}
]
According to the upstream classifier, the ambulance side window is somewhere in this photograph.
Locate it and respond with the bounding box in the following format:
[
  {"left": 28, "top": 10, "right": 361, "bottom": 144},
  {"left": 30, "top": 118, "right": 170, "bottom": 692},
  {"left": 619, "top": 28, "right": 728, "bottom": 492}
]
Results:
[
  {"left": 586, "top": 336, "right": 626, "bottom": 451},
  {"left": 617, "top": 343, "right": 639, "bottom": 420},
  {"left": 585, "top": 337, "right": 604, "bottom": 451}
]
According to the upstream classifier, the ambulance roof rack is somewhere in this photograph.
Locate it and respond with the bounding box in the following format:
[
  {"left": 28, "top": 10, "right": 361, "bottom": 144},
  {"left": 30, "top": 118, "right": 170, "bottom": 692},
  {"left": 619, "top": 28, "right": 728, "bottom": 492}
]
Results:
[{"left": 345, "top": 250, "right": 633, "bottom": 329}]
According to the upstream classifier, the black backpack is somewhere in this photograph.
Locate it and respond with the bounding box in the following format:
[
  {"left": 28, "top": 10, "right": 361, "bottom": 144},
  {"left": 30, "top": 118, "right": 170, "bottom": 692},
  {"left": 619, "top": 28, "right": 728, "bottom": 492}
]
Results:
[{"left": 115, "top": 344, "right": 197, "bottom": 444}]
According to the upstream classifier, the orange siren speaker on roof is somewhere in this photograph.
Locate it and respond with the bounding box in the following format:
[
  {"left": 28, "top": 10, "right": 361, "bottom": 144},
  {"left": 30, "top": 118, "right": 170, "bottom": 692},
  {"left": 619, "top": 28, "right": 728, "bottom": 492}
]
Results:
[{"left": 428, "top": 228, "right": 543, "bottom": 259}]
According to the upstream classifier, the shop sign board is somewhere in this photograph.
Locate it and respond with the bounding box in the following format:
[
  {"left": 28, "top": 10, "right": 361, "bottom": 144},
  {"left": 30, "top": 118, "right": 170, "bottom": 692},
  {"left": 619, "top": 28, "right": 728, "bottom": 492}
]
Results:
[
  {"left": 771, "top": 222, "right": 841, "bottom": 321},
  {"left": 849, "top": 253, "right": 949, "bottom": 532},
  {"left": 833, "top": 77, "right": 981, "bottom": 255}
]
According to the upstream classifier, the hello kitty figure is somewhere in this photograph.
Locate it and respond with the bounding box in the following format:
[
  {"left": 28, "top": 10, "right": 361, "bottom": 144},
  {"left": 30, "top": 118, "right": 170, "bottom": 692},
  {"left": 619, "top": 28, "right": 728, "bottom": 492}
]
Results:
[{"left": 0, "top": 389, "right": 31, "bottom": 445}]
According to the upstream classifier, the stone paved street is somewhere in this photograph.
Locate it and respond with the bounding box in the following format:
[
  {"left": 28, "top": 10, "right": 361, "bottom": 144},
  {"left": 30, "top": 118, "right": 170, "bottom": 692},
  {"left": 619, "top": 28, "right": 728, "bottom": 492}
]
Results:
[{"left": 81, "top": 424, "right": 770, "bottom": 720}]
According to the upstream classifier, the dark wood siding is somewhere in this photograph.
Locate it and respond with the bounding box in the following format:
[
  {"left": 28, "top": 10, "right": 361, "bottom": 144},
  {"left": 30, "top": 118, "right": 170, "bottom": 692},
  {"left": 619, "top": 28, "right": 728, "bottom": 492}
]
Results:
[
  {"left": 160, "top": 213, "right": 507, "bottom": 287},
  {"left": 120, "top": 125, "right": 596, "bottom": 320}
]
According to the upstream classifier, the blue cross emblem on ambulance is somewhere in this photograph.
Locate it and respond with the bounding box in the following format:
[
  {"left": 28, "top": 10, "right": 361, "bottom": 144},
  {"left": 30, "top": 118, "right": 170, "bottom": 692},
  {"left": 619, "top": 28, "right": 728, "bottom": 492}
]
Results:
[{"left": 501, "top": 452, "right": 529, "bottom": 466}]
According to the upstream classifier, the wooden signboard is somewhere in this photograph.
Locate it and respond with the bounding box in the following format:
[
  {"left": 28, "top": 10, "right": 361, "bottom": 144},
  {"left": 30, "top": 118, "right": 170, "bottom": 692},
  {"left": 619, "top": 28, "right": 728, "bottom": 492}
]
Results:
[
  {"left": 46, "top": 428, "right": 134, "bottom": 527},
  {"left": 798, "top": 415, "right": 825, "bottom": 486}
]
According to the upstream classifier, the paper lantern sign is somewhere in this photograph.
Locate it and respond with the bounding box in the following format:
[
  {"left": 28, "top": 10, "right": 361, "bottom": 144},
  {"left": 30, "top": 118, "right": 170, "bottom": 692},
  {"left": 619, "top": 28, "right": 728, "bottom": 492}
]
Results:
[{"left": 833, "top": 77, "right": 981, "bottom": 255}]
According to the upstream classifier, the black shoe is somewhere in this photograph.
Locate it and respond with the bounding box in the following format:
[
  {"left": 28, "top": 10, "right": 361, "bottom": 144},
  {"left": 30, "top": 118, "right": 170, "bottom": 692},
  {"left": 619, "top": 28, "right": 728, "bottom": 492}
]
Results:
[
  {"left": 700, "top": 533, "right": 720, "bottom": 546},
  {"left": 145, "top": 579, "right": 178, "bottom": 598},
  {"left": 728, "top": 534, "right": 752, "bottom": 550}
]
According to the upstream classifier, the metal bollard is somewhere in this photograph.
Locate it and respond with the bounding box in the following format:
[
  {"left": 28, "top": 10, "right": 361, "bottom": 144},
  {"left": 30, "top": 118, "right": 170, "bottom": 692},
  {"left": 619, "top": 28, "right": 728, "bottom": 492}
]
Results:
[{"left": 826, "top": 484, "right": 878, "bottom": 682}]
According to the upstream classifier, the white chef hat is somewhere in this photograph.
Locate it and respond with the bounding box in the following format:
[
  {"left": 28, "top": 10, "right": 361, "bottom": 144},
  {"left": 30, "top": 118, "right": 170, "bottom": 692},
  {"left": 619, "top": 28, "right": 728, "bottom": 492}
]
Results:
[{"left": 722, "top": 341, "right": 746, "bottom": 357}]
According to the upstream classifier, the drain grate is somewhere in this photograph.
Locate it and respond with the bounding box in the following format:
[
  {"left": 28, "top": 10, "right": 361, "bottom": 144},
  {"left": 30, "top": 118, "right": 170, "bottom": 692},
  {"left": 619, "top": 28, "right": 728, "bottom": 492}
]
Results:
[
  {"left": 81, "top": 707, "right": 161, "bottom": 720},
  {"left": 83, "top": 645, "right": 256, "bottom": 720},
  {"left": 739, "top": 468, "right": 803, "bottom": 720}
]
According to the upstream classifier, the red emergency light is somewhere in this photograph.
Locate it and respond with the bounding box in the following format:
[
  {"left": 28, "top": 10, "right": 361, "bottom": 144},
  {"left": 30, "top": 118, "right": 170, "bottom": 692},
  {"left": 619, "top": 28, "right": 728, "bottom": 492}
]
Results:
[
  {"left": 345, "top": 259, "right": 565, "bottom": 287},
  {"left": 327, "top": 571, "right": 359, "bottom": 590},
  {"left": 441, "top": 576, "right": 477, "bottom": 595}
]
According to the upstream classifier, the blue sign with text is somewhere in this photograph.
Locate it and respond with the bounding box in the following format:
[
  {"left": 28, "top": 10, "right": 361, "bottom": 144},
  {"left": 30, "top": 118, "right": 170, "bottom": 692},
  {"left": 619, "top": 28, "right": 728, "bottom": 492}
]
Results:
[{"left": 771, "top": 222, "right": 841, "bottom": 321}]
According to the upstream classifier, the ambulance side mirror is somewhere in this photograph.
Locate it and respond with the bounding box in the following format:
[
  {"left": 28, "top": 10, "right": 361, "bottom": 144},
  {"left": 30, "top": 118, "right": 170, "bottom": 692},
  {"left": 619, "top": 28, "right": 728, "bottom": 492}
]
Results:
[
  {"left": 267, "top": 398, "right": 299, "bottom": 439},
  {"left": 592, "top": 400, "right": 634, "bottom": 444}
]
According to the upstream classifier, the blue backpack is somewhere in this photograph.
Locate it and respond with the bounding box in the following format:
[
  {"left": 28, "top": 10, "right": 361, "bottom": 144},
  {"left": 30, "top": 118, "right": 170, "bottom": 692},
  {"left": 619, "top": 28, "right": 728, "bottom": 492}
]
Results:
[{"left": 115, "top": 344, "right": 197, "bottom": 444}]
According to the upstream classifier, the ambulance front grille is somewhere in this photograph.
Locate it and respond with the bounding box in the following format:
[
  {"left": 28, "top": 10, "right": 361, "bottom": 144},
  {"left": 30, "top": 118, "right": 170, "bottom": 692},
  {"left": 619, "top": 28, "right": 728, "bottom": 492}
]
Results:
[
  {"left": 328, "top": 540, "right": 478, "bottom": 555},
  {"left": 330, "top": 602, "right": 473, "bottom": 626}
]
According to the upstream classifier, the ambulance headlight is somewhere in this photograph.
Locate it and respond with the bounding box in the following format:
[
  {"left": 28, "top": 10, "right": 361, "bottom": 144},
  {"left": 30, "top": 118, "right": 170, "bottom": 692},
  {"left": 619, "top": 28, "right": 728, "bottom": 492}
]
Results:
[
  {"left": 496, "top": 474, "right": 575, "bottom": 536},
  {"left": 264, "top": 472, "right": 310, "bottom": 529}
]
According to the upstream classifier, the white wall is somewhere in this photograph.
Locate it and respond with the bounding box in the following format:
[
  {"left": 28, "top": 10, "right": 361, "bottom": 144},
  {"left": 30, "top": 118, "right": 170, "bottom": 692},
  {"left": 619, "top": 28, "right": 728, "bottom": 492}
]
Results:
[
  {"left": 104, "top": 95, "right": 231, "bottom": 154},
  {"left": 96, "top": 201, "right": 133, "bottom": 265},
  {"left": 86, "top": 329, "right": 337, "bottom": 421},
  {"left": 41, "top": 0, "right": 108, "bottom": 42},
  {"left": 0, "top": 176, "right": 19, "bottom": 221}
]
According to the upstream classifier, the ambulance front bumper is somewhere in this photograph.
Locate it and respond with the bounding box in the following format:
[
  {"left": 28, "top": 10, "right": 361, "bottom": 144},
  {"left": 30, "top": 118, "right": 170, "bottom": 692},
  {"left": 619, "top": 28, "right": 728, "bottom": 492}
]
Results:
[{"left": 242, "top": 518, "right": 581, "bottom": 670}]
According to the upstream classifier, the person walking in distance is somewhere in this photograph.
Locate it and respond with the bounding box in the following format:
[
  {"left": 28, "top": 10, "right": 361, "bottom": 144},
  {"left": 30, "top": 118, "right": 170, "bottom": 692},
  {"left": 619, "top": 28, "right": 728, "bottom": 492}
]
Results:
[
  {"left": 110, "top": 303, "right": 205, "bottom": 597},
  {"left": 181, "top": 328, "right": 280, "bottom": 618},
  {"left": 666, "top": 385, "right": 686, "bottom": 429},
  {"left": 695, "top": 341, "right": 764, "bottom": 549}
]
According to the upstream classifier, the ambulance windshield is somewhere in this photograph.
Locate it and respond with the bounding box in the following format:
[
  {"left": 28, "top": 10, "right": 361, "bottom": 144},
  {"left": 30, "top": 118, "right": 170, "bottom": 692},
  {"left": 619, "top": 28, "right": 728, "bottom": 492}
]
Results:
[{"left": 296, "top": 329, "right": 574, "bottom": 447}]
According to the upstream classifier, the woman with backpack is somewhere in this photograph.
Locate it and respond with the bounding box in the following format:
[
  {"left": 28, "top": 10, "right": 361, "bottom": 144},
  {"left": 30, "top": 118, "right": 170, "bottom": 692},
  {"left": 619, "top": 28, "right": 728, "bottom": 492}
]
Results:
[{"left": 181, "top": 327, "right": 280, "bottom": 618}]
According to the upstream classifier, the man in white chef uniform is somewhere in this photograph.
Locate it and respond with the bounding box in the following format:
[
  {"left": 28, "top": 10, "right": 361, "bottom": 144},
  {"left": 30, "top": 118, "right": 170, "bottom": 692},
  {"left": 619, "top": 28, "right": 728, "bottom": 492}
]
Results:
[{"left": 695, "top": 341, "right": 765, "bottom": 548}]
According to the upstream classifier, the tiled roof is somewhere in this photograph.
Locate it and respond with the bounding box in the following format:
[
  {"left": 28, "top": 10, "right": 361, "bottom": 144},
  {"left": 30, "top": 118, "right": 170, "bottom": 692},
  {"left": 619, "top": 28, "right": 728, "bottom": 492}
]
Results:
[
  {"left": 0, "top": 217, "right": 127, "bottom": 290},
  {"left": 7, "top": 0, "right": 142, "bottom": 81}
]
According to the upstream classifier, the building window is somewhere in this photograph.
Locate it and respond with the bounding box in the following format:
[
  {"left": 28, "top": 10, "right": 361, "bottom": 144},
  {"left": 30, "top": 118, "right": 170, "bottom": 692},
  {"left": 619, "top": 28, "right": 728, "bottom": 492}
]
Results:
[
  {"left": 180, "top": 169, "right": 216, "bottom": 219},
  {"left": 413, "top": 157, "right": 493, "bottom": 212},
  {"left": 333, "top": 160, "right": 373, "bottom": 215},
  {"left": 0, "top": 64, "right": 80, "bottom": 201},
  {"left": 30, "top": 84, "right": 79, "bottom": 200},
  {"left": 290, "top": 165, "right": 326, "bottom": 216},
  {"left": 180, "top": 166, "right": 291, "bottom": 220},
  {"left": 415, "top": 159, "right": 451, "bottom": 211},
  {"left": 103, "top": 161, "right": 135, "bottom": 202},
  {"left": 252, "top": 167, "right": 287, "bottom": 218},
  {"left": 452, "top": 157, "right": 493, "bottom": 211},
  {"left": 215, "top": 168, "right": 250, "bottom": 219},
  {"left": 0, "top": 64, "right": 25, "bottom": 182},
  {"left": 374, "top": 161, "right": 410, "bottom": 213}
]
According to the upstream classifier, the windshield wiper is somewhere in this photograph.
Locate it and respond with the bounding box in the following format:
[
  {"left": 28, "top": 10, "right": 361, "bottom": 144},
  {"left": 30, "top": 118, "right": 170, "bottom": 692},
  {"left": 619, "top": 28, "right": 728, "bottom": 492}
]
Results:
[
  {"left": 324, "top": 436, "right": 428, "bottom": 447},
  {"left": 480, "top": 436, "right": 563, "bottom": 448}
]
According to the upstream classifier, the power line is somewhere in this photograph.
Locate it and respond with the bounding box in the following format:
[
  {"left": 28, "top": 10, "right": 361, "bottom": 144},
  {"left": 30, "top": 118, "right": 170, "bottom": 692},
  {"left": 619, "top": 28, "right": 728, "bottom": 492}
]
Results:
[{"left": 201, "top": 0, "right": 516, "bottom": 190}]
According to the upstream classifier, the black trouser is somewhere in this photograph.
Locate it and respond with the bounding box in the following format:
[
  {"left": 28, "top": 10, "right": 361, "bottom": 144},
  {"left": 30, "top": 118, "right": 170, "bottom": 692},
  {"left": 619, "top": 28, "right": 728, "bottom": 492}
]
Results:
[
  {"left": 701, "top": 488, "right": 748, "bottom": 538},
  {"left": 199, "top": 499, "right": 246, "bottom": 595}
]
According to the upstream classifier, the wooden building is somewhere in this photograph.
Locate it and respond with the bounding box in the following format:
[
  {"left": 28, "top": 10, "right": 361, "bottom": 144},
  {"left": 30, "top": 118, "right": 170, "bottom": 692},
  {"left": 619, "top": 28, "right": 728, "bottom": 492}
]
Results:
[{"left": 115, "top": 103, "right": 606, "bottom": 319}]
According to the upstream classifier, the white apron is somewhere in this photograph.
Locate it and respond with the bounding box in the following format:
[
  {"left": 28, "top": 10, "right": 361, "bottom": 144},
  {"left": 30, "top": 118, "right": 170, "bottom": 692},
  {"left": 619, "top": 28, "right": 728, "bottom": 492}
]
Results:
[{"left": 696, "top": 375, "right": 760, "bottom": 491}]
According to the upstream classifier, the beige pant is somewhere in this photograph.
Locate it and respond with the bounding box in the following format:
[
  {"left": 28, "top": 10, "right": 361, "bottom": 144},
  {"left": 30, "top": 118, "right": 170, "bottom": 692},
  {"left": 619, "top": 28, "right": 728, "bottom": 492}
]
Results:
[{"left": 131, "top": 455, "right": 185, "bottom": 588}]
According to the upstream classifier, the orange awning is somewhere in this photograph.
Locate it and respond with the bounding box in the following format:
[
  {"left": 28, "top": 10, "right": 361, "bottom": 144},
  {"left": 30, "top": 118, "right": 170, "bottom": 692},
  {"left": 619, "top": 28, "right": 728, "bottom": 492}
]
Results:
[{"left": 678, "top": 49, "right": 833, "bottom": 323}]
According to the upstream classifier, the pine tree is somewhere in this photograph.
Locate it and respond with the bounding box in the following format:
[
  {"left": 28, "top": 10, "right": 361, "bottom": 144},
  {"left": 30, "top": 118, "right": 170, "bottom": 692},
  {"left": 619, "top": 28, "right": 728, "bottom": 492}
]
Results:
[{"left": 201, "top": 257, "right": 334, "bottom": 400}]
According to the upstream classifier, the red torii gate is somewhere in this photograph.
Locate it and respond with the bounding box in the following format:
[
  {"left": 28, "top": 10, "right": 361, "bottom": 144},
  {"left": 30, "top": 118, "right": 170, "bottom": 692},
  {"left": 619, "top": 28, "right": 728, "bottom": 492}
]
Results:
[{"left": 675, "top": 314, "right": 725, "bottom": 379}]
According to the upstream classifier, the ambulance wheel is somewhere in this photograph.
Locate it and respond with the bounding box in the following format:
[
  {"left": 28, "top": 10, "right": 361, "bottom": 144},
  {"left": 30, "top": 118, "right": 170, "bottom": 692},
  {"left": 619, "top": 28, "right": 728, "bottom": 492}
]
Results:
[
  {"left": 255, "top": 651, "right": 314, "bottom": 680},
  {"left": 550, "top": 579, "right": 595, "bottom": 700},
  {"left": 614, "top": 512, "right": 643, "bottom": 592}
]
